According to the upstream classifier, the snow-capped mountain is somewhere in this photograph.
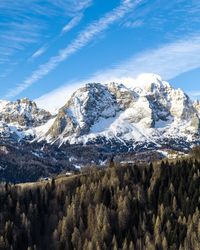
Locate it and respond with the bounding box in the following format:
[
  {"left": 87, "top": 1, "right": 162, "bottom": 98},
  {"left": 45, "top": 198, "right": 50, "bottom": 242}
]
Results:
[
  {"left": 1, "top": 73, "right": 200, "bottom": 182},
  {"left": 1, "top": 74, "right": 200, "bottom": 151},
  {"left": 34, "top": 74, "right": 199, "bottom": 150},
  {"left": 0, "top": 98, "right": 51, "bottom": 139}
]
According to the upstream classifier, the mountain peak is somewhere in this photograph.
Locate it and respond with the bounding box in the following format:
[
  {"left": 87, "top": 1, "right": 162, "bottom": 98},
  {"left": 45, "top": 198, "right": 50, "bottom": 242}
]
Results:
[
  {"left": 0, "top": 98, "right": 51, "bottom": 129},
  {"left": 35, "top": 76, "right": 200, "bottom": 146},
  {"left": 129, "top": 73, "right": 172, "bottom": 94},
  {"left": 1, "top": 74, "right": 200, "bottom": 154}
]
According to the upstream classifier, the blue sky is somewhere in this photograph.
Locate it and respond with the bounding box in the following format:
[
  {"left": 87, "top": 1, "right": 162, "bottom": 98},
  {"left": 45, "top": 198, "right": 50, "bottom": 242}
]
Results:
[{"left": 1, "top": 0, "right": 200, "bottom": 105}]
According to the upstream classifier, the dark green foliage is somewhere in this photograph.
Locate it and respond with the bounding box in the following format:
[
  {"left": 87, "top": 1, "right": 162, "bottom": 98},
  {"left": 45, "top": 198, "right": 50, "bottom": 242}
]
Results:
[
  {"left": 0, "top": 159, "right": 200, "bottom": 249},
  {"left": 190, "top": 146, "right": 200, "bottom": 159}
]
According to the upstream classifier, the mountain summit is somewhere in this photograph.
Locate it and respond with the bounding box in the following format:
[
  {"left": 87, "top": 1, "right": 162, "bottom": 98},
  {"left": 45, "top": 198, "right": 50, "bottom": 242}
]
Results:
[
  {"left": 37, "top": 74, "right": 199, "bottom": 150},
  {"left": 0, "top": 74, "right": 199, "bottom": 152}
]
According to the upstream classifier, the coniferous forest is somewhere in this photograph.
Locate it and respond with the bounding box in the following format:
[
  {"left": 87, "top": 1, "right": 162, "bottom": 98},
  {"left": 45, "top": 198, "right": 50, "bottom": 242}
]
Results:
[{"left": 0, "top": 157, "right": 200, "bottom": 250}]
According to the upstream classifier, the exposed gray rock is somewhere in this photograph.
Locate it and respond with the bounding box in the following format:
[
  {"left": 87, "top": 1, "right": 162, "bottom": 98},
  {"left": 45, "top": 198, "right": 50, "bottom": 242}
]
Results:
[
  {"left": 0, "top": 74, "right": 200, "bottom": 150},
  {"left": 0, "top": 98, "right": 51, "bottom": 128},
  {"left": 43, "top": 74, "right": 200, "bottom": 144}
]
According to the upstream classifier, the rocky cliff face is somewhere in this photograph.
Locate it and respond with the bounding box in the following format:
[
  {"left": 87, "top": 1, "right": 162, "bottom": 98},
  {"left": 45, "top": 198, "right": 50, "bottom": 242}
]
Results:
[
  {"left": 42, "top": 74, "right": 200, "bottom": 146},
  {"left": 0, "top": 98, "right": 51, "bottom": 139},
  {"left": 46, "top": 83, "right": 120, "bottom": 142},
  {"left": 0, "top": 98, "right": 51, "bottom": 127},
  {"left": 1, "top": 74, "right": 200, "bottom": 150},
  {"left": 194, "top": 100, "right": 200, "bottom": 115}
]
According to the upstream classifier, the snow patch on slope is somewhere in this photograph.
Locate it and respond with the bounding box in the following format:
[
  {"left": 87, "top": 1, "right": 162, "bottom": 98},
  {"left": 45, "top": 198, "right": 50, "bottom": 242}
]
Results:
[{"left": 1, "top": 73, "right": 200, "bottom": 151}]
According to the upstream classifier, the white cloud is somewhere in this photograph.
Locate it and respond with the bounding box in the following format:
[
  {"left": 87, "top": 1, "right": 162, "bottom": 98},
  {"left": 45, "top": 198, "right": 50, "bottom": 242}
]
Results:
[
  {"left": 62, "top": 15, "right": 83, "bottom": 33},
  {"left": 30, "top": 12, "right": 84, "bottom": 61},
  {"left": 50, "top": 0, "right": 93, "bottom": 15},
  {"left": 30, "top": 46, "right": 47, "bottom": 59},
  {"left": 6, "top": 0, "right": 141, "bottom": 99},
  {"left": 29, "top": 15, "right": 83, "bottom": 61},
  {"left": 95, "top": 34, "right": 200, "bottom": 80},
  {"left": 36, "top": 81, "right": 84, "bottom": 113},
  {"left": 35, "top": 34, "right": 200, "bottom": 112},
  {"left": 0, "top": 22, "right": 42, "bottom": 50},
  {"left": 0, "top": 0, "right": 93, "bottom": 66},
  {"left": 189, "top": 91, "right": 200, "bottom": 97},
  {"left": 35, "top": 76, "right": 138, "bottom": 113},
  {"left": 124, "top": 19, "right": 144, "bottom": 28}
]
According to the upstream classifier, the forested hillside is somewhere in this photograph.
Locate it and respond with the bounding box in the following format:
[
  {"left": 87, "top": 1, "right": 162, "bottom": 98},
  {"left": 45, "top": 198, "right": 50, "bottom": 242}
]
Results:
[{"left": 0, "top": 158, "right": 200, "bottom": 250}]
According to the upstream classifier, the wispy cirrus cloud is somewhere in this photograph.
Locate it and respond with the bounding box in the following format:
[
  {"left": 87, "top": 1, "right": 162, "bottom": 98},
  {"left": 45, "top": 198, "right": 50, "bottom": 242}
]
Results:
[
  {"left": 91, "top": 34, "right": 200, "bottom": 81},
  {"left": 0, "top": 22, "right": 42, "bottom": 72},
  {"left": 50, "top": 0, "right": 92, "bottom": 16},
  {"left": 29, "top": 13, "right": 84, "bottom": 61},
  {"left": 0, "top": 22, "right": 42, "bottom": 52},
  {"left": 36, "top": 33, "right": 200, "bottom": 112},
  {"left": 6, "top": 0, "right": 142, "bottom": 98},
  {"left": 30, "top": 14, "right": 83, "bottom": 61},
  {"left": 189, "top": 91, "right": 200, "bottom": 98},
  {"left": 121, "top": 0, "right": 200, "bottom": 37},
  {"left": 30, "top": 46, "right": 48, "bottom": 60},
  {"left": 0, "top": 0, "right": 92, "bottom": 17},
  {"left": 0, "top": 0, "right": 92, "bottom": 65},
  {"left": 123, "top": 19, "right": 144, "bottom": 28},
  {"left": 62, "top": 14, "right": 83, "bottom": 34}
]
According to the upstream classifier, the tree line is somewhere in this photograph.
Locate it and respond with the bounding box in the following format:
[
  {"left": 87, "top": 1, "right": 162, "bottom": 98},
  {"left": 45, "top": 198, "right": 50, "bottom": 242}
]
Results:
[{"left": 0, "top": 157, "right": 200, "bottom": 249}]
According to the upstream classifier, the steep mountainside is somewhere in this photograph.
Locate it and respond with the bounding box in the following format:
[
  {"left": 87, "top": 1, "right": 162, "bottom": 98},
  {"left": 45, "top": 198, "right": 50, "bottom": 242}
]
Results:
[
  {"left": 194, "top": 100, "right": 200, "bottom": 116},
  {"left": 0, "top": 98, "right": 51, "bottom": 140},
  {"left": 1, "top": 73, "right": 200, "bottom": 182},
  {"left": 0, "top": 98, "right": 51, "bottom": 126},
  {"left": 1, "top": 74, "right": 200, "bottom": 149},
  {"left": 39, "top": 74, "right": 200, "bottom": 150}
]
